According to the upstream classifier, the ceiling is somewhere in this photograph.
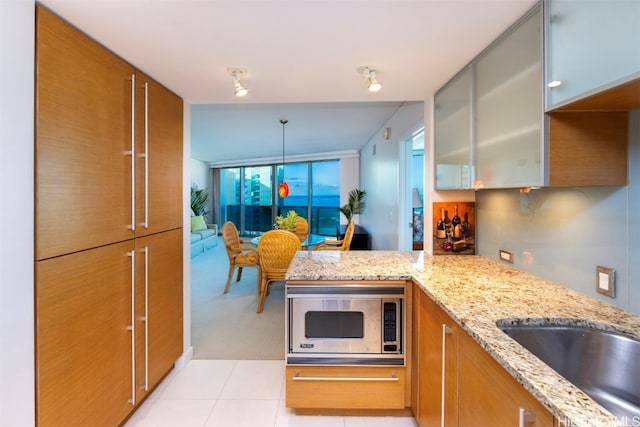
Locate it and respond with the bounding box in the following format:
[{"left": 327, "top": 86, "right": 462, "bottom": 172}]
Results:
[{"left": 39, "top": 0, "right": 537, "bottom": 165}]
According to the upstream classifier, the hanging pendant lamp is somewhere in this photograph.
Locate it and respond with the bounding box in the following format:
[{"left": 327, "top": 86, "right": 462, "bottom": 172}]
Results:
[{"left": 278, "top": 119, "right": 289, "bottom": 198}]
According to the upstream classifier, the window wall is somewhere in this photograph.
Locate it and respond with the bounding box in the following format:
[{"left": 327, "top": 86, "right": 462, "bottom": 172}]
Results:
[{"left": 218, "top": 160, "right": 340, "bottom": 236}]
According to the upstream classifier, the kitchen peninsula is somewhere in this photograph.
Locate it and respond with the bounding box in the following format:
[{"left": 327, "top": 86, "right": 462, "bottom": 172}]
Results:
[{"left": 285, "top": 250, "right": 640, "bottom": 427}]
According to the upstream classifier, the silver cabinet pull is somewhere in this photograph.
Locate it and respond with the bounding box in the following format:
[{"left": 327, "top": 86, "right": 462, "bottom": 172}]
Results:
[
  {"left": 518, "top": 407, "right": 536, "bottom": 427},
  {"left": 140, "top": 81, "right": 149, "bottom": 228},
  {"left": 127, "top": 74, "right": 136, "bottom": 231},
  {"left": 142, "top": 246, "right": 149, "bottom": 391},
  {"left": 441, "top": 324, "right": 452, "bottom": 427},
  {"left": 293, "top": 373, "right": 398, "bottom": 382},
  {"left": 127, "top": 250, "right": 136, "bottom": 405}
]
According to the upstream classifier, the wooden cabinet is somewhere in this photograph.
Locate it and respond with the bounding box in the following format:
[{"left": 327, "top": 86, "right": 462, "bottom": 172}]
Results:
[
  {"left": 413, "top": 288, "right": 458, "bottom": 427},
  {"left": 286, "top": 366, "right": 406, "bottom": 410},
  {"left": 35, "top": 7, "right": 135, "bottom": 260},
  {"left": 134, "top": 71, "right": 183, "bottom": 237},
  {"left": 412, "top": 284, "right": 553, "bottom": 427},
  {"left": 134, "top": 229, "right": 183, "bottom": 403},
  {"left": 458, "top": 331, "right": 553, "bottom": 427},
  {"left": 36, "top": 242, "right": 134, "bottom": 426},
  {"left": 34, "top": 7, "right": 183, "bottom": 426},
  {"left": 544, "top": 0, "right": 640, "bottom": 110}
]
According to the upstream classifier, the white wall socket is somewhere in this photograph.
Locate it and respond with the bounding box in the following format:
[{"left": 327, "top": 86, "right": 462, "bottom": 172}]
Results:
[{"left": 596, "top": 266, "right": 615, "bottom": 298}]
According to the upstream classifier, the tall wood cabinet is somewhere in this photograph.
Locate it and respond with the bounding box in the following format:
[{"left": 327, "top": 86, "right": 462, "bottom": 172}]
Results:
[{"left": 35, "top": 7, "right": 183, "bottom": 426}]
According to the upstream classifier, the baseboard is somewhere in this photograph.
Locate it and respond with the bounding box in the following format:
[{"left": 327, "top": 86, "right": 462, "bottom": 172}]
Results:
[{"left": 175, "top": 346, "right": 193, "bottom": 369}]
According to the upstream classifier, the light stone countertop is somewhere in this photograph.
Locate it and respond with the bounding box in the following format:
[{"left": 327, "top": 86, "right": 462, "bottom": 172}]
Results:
[{"left": 286, "top": 250, "right": 640, "bottom": 427}]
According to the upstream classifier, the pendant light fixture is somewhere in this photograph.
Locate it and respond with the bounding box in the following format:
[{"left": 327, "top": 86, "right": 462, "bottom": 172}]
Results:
[{"left": 278, "top": 119, "right": 289, "bottom": 198}]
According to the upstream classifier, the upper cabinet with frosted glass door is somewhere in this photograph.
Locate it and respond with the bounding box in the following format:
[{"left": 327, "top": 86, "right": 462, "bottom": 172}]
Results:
[
  {"left": 473, "top": 6, "right": 543, "bottom": 188},
  {"left": 434, "top": 66, "right": 473, "bottom": 190},
  {"left": 545, "top": 0, "right": 640, "bottom": 110}
]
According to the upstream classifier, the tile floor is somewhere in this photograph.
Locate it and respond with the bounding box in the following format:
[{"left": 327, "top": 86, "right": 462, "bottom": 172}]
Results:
[{"left": 124, "top": 359, "right": 417, "bottom": 427}]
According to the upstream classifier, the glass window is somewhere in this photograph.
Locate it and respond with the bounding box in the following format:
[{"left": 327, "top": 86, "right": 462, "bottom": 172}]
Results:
[
  {"left": 311, "top": 160, "right": 340, "bottom": 235},
  {"left": 220, "top": 168, "right": 241, "bottom": 226},
  {"left": 243, "top": 166, "right": 273, "bottom": 234},
  {"left": 277, "top": 163, "right": 309, "bottom": 219},
  {"left": 217, "top": 159, "right": 340, "bottom": 236}
]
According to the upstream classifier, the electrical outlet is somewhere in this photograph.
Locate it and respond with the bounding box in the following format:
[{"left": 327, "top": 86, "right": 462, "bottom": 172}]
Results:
[
  {"left": 499, "top": 249, "right": 513, "bottom": 263},
  {"left": 596, "top": 266, "right": 615, "bottom": 298}
]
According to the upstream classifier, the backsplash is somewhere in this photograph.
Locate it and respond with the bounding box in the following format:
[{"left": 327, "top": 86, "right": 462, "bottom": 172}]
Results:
[{"left": 476, "top": 111, "right": 640, "bottom": 315}]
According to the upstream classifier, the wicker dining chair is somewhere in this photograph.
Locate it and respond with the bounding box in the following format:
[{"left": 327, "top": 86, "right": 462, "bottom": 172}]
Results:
[
  {"left": 221, "top": 221, "right": 260, "bottom": 294},
  {"left": 256, "top": 230, "right": 301, "bottom": 313},
  {"left": 314, "top": 222, "right": 355, "bottom": 251},
  {"left": 293, "top": 216, "right": 309, "bottom": 244}
]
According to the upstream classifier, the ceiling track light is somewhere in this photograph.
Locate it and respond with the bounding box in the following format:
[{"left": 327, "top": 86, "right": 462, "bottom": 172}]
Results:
[
  {"left": 227, "top": 68, "right": 248, "bottom": 97},
  {"left": 362, "top": 66, "right": 382, "bottom": 92}
]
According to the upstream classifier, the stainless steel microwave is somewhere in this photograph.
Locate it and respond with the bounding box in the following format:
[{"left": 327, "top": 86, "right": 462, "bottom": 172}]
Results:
[{"left": 286, "top": 284, "right": 405, "bottom": 366}]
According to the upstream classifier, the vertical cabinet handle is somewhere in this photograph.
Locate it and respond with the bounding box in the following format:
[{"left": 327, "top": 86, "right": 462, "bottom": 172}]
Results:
[
  {"left": 142, "top": 246, "right": 149, "bottom": 391},
  {"left": 519, "top": 407, "right": 536, "bottom": 426},
  {"left": 140, "top": 81, "right": 149, "bottom": 229},
  {"left": 127, "top": 74, "right": 136, "bottom": 231},
  {"left": 127, "top": 250, "right": 136, "bottom": 405},
  {"left": 441, "top": 324, "right": 452, "bottom": 427}
]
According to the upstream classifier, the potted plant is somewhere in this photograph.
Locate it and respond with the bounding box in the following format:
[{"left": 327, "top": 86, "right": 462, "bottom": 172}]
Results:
[
  {"left": 274, "top": 210, "right": 299, "bottom": 231},
  {"left": 339, "top": 188, "right": 367, "bottom": 224},
  {"left": 190, "top": 184, "right": 209, "bottom": 218}
]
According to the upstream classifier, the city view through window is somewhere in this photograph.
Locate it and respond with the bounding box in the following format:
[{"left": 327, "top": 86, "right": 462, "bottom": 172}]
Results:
[{"left": 220, "top": 160, "right": 340, "bottom": 236}]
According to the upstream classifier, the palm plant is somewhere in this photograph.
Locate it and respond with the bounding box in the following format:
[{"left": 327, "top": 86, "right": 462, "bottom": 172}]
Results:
[
  {"left": 339, "top": 188, "right": 367, "bottom": 224},
  {"left": 190, "top": 184, "right": 209, "bottom": 218}
]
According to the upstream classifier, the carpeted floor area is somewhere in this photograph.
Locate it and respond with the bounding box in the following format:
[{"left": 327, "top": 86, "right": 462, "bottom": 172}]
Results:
[{"left": 190, "top": 242, "right": 285, "bottom": 360}]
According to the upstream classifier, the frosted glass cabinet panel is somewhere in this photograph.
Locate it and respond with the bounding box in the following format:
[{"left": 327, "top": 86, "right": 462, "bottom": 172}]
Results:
[
  {"left": 474, "top": 6, "right": 543, "bottom": 188},
  {"left": 434, "top": 66, "right": 473, "bottom": 190},
  {"left": 545, "top": 0, "right": 640, "bottom": 110}
]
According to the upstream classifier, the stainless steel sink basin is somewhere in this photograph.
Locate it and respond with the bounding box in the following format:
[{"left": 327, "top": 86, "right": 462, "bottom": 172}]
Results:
[{"left": 497, "top": 323, "right": 640, "bottom": 422}]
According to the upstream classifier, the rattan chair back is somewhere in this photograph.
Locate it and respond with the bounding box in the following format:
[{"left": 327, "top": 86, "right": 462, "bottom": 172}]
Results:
[
  {"left": 221, "top": 221, "right": 260, "bottom": 294},
  {"left": 293, "top": 217, "right": 309, "bottom": 243},
  {"left": 256, "top": 230, "right": 301, "bottom": 312}
]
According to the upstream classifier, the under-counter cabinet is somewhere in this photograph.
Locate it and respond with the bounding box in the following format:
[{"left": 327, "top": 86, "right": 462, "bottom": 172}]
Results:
[
  {"left": 286, "top": 366, "right": 406, "bottom": 410},
  {"left": 35, "top": 7, "right": 183, "bottom": 426},
  {"left": 412, "top": 285, "right": 554, "bottom": 427}
]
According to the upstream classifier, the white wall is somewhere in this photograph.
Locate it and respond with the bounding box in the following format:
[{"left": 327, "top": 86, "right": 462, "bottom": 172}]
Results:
[
  {"left": 0, "top": 0, "right": 36, "bottom": 425},
  {"left": 360, "top": 102, "right": 424, "bottom": 249},
  {"left": 190, "top": 158, "right": 209, "bottom": 190}
]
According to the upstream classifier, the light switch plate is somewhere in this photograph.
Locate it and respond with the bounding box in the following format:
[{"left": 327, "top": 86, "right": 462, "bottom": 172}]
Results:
[{"left": 596, "top": 266, "right": 615, "bottom": 298}]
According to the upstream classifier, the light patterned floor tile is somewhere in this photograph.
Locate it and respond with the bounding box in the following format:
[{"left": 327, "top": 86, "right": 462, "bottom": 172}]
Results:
[
  {"left": 344, "top": 415, "right": 418, "bottom": 427},
  {"left": 219, "top": 359, "right": 285, "bottom": 400},
  {"left": 157, "top": 359, "right": 237, "bottom": 400},
  {"left": 204, "top": 399, "right": 279, "bottom": 427},
  {"left": 124, "top": 399, "right": 216, "bottom": 427}
]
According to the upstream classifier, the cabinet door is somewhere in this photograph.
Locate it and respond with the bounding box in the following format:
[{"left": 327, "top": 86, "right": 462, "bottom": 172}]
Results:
[
  {"left": 415, "top": 290, "right": 458, "bottom": 427},
  {"left": 135, "top": 229, "right": 183, "bottom": 401},
  {"left": 36, "top": 241, "right": 135, "bottom": 426},
  {"left": 458, "top": 331, "right": 554, "bottom": 427},
  {"left": 434, "top": 66, "right": 473, "bottom": 190},
  {"left": 545, "top": 0, "right": 640, "bottom": 110},
  {"left": 474, "top": 5, "right": 543, "bottom": 188},
  {"left": 135, "top": 71, "right": 183, "bottom": 237},
  {"left": 35, "top": 8, "right": 135, "bottom": 260}
]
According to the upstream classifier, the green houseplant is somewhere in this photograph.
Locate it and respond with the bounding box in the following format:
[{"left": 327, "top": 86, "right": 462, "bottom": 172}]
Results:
[
  {"left": 190, "top": 184, "right": 209, "bottom": 218},
  {"left": 339, "top": 188, "right": 367, "bottom": 224},
  {"left": 274, "top": 210, "right": 299, "bottom": 231}
]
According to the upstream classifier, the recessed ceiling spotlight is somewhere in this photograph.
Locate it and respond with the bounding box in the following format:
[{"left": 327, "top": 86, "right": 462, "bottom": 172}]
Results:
[
  {"left": 361, "top": 66, "right": 382, "bottom": 92},
  {"left": 227, "top": 68, "right": 248, "bottom": 97}
]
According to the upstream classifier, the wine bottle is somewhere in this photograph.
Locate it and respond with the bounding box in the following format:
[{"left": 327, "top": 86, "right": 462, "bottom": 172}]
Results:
[
  {"left": 443, "top": 209, "right": 452, "bottom": 239},
  {"left": 462, "top": 211, "right": 470, "bottom": 238},
  {"left": 436, "top": 208, "right": 446, "bottom": 239},
  {"left": 452, "top": 205, "right": 461, "bottom": 239}
]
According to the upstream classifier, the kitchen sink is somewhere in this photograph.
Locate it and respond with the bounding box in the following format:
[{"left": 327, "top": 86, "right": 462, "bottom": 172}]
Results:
[{"left": 497, "top": 322, "right": 640, "bottom": 422}]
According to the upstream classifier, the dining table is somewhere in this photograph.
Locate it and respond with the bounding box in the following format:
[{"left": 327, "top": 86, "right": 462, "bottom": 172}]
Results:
[{"left": 251, "top": 233, "right": 327, "bottom": 250}]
